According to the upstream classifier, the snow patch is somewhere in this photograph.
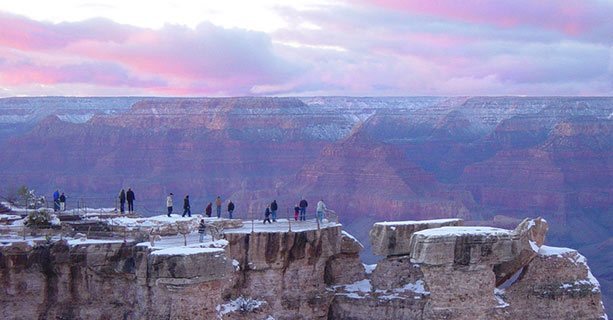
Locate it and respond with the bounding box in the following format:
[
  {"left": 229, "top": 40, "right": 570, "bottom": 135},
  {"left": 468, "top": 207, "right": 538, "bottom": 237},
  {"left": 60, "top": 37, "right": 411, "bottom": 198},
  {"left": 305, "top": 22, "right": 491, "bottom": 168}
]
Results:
[
  {"left": 232, "top": 259, "right": 240, "bottom": 271},
  {"left": 538, "top": 245, "right": 576, "bottom": 257},
  {"left": 363, "top": 264, "right": 377, "bottom": 275},
  {"left": 375, "top": 218, "right": 461, "bottom": 226},
  {"left": 529, "top": 240, "right": 540, "bottom": 252},
  {"left": 494, "top": 288, "right": 509, "bottom": 308},
  {"left": 216, "top": 296, "right": 266, "bottom": 316},
  {"left": 66, "top": 238, "right": 125, "bottom": 246},
  {"left": 414, "top": 226, "right": 511, "bottom": 237},
  {"left": 150, "top": 247, "right": 224, "bottom": 256},
  {"left": 343, "top": 279, "right": 372, "bottom": 293}
]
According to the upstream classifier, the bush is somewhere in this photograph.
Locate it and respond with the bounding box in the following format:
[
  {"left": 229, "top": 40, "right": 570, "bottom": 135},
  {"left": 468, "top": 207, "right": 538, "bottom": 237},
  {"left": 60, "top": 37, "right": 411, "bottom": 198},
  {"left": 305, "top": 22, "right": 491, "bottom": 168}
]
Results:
[{"left": 26, "top": 209, "right": 53, "bottom": 227}]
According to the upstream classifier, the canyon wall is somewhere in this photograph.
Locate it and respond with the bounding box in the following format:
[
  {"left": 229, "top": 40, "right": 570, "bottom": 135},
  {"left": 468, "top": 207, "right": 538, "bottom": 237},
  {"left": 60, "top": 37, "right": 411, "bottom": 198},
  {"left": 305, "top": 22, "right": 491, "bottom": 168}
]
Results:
[{"left": 0, "top": 218, "right": 607, "bottom": 319}]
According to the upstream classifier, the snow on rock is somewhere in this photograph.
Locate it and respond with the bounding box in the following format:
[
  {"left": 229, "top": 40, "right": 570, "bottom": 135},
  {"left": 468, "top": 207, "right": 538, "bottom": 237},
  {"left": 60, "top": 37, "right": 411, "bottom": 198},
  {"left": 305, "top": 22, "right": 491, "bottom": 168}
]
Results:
[
  {"left": 343, "top": 279, "right": 373, "bottom": 293},
  {"left": 413, "top": 226, "right": 512, "bottom": 237},
  {"left": 232, "top": 259, "right": 240, "bottom": 271},
  {"left": 341, "top": 230, "right": 360, "bottom": 244},
  {"left": 216, "top": 296, "right": 267, "bottom": 316},
  {"left": 150, "top": 247, "right": 224, "bottom": 256},
  {"left": 66, "top": 238, "right": 125, "bottom": 246},
  {"left": 537, "top": 245, "right": 576, "bottom": 257},
  {"left": 537, "top": 245, "right": 602, "bottom": 293},
  {"left": 363, "top": 264, "right": 376, "bottom": 275},
  {"left": 374, "top": 218, "right": 462, "bottom": 226},
  {"left": 494, "top": 288, "right": 509, "bottom": 308}
]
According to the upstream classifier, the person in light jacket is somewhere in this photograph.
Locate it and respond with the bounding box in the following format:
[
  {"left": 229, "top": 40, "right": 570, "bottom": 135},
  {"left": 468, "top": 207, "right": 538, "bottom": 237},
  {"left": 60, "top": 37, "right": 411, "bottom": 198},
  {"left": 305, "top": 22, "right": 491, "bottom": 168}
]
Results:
[
  {"left": 316, "top": 199, "right": 327, "bottom": 223},
  {"left": 166, "top": 193, "right": 174, "bottom": 217}
]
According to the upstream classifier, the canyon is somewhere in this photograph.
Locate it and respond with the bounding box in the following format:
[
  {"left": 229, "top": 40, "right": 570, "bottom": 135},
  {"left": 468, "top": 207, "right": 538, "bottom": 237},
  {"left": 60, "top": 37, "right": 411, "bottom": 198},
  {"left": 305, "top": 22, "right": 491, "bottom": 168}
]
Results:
[{"left": 0, "top": 96, "right": 611, "bottom": 311}]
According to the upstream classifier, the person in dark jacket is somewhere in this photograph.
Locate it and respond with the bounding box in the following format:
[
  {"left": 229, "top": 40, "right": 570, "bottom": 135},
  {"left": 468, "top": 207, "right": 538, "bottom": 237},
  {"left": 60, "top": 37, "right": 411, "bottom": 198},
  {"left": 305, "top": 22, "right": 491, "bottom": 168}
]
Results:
[
  {"left": 182, "top": 195, "right": 191, "bottom": 217},
  {"left": 126, "top": 188, "right": 135, "bottom": 213},
  {"left": 263, "top": 206, "right": 272, "bottom": 224},
  {"left": 270, "top": 200, "right": 278, "bottom": 222},
  {"left": 205, "top": 202, "right": 212, "bottom": 217},
  {"left": 53, "top": 190, "right": 60, "bottom": 212},
  {"left": 198, "top": 219, "right": 206, "bottom": 243},
  {"left": 118, "top": 189, "right": 126, "bottom": 214},
  {"left": 227, "top": 201, "right": 235, "bottom": 219},
  {"left": 299, "top": 198, "right": 308, "bottom": 221},
  {"left": 294, "top": 204, "right": 300, "bottom": 221},
  {"left": 59, "top": 193, "right": 67, "bottom": 211}
]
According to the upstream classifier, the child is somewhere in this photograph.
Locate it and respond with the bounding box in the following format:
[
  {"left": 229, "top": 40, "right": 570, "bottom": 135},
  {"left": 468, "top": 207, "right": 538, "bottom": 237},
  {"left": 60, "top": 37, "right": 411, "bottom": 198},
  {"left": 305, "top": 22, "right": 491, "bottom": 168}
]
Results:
[
  {"left": 263, "top": 206, "right": 272, "bottom": 224},
  {"left": 294, "top": 204, "right": 300, "bottom": 221},
  {"left": 198, "top": 220, "right": 206, "bottom": 243}
]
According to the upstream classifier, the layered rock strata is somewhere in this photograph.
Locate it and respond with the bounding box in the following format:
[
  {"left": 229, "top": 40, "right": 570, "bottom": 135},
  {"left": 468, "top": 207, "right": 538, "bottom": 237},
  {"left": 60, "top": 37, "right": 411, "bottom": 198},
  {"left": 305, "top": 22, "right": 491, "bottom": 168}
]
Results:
[{"left": 0, "top": 217, "right": 607, "bottom": 319}]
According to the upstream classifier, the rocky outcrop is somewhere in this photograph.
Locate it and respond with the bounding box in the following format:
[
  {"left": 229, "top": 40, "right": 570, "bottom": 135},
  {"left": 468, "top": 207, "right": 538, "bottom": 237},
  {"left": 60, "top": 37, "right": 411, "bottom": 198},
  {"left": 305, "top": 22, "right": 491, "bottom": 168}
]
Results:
[
  {"left": 223, "top": 227, "right": 343, "bottom": 319},
  {"left": 0, "top": 218, "right": 608, "bottom": 319},
  {"left": 501, "top": 246, "right": 606, "bottom": 319},
  {"left": 326, "top": 231, "right": 365, "bottom": 285},
  {"left": 369, "top": 218, "right": 463, "bottom": 256},
  {"left": 0, "top": 239, "right": 232, "bottom": 320},
  {"left": 494, "top": 217, "right": 548, "bottom": 285}
]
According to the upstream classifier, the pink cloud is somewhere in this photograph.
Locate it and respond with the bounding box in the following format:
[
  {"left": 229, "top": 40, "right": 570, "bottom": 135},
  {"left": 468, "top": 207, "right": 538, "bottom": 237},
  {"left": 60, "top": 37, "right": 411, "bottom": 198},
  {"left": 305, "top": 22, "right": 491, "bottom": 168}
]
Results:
[
  {"left": 360, "top": 0, "right": 613, "bottom": 38},
  {"left": 0, "top": 12, "right": 299, "bottom": 95}
]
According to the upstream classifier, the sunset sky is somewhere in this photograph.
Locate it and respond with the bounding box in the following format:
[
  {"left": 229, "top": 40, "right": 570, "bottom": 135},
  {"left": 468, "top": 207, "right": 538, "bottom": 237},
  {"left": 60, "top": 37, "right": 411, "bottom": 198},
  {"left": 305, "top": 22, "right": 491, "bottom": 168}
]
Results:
[{"left": 0, "top": 0, "right": 612, "bottom": 97}]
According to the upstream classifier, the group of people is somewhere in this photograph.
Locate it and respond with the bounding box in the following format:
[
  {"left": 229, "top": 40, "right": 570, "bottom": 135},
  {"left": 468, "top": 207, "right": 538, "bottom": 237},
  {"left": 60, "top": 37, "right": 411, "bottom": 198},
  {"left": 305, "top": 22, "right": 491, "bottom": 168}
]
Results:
[
  {"left": 52, "top": 190, "right": 67, "bottom": 212},
  {"left": 114, "top": 190, "right": 331, "bottom": 223},
  {"left": 165, "top": 194, "right": 235, "bottom": 219},
  {"left": 118, "top": 188, "right": 136, "bottom": 214},
  {"left": 263, "top": 198, "right": 329, "bottom": 224}
]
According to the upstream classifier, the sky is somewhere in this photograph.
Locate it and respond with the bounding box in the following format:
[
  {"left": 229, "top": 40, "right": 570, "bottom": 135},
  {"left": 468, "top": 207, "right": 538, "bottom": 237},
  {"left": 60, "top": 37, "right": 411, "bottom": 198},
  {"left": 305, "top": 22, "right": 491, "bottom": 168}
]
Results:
[{"left": 0, "top": 0, "right": 612, "bottom": 97}]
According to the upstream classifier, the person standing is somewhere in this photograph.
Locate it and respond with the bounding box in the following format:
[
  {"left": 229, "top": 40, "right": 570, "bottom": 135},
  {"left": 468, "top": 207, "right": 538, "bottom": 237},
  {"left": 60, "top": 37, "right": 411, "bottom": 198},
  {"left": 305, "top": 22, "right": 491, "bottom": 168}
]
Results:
[
  {"left": 227, "top": 201, "right": 235, "bottom": 219},
  {"left": 166, "top": 193, "right": 174, "bottom": 217},
  {"left": 299, "top": 198, "right": 308, "bottom": 221},
  {"left": 53, "top": 190, "right": 60, "bottom": 212},
  {"left": 198, "top": 219, "right": 206, "bottom": 243},
  {"left": 59, "top": 192, "right": 66, "bottom": 211},
  {"left": 182, "top": 195, "right": 191, "bottom": 217},
  {"left": 118, "top": 189, "right": 126, "bottom": 214},
  {"left": 270, "top": 200, "right": 278, "bottom": 222},
  {"left": 316, "top": 199, "right": 327, "bottom": 223},
  {"left": 205, "top": 202, "right": 212, "bottom": 217},
  {"left": 263, "top": 206, "right": 272, "bottom": 224},
  {"left": 215, "top": 196, "right": 222, "bottom": 218},
  {"left": 294, "top": 204, "right": 300, "bottom": 221},
  {"left": 126, "top": 188, "right": 135, "bottom": 213}
]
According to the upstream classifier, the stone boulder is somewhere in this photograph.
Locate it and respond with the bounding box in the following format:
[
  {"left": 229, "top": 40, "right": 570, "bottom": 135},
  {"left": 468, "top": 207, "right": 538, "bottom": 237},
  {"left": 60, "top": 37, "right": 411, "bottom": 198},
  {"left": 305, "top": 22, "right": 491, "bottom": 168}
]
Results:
[
  {"left": 325, "top": 231, "right": 365, "bottom": 285},
  {"left": 501, "top": 245, "right": 607, "bottom": 319},
  {"left": 369, "top": 218, "right": 463, "bottom": 257},
  {"left": 494, "top": 217, "right": 548, "bottom": 285},
  {"left": 340, "top": 230, "right": 363, "bottom": 254},
  {"left": 409, "top": 226, "right": 516, "bottom": 266}
]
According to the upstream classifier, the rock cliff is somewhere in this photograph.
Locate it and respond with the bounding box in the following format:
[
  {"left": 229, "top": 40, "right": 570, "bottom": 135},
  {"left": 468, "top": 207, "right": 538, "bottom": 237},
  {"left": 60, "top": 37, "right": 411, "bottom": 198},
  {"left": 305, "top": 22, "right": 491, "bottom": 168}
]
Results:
[{"left": 0, "top": 217, "right": 607, "bottom": 319}]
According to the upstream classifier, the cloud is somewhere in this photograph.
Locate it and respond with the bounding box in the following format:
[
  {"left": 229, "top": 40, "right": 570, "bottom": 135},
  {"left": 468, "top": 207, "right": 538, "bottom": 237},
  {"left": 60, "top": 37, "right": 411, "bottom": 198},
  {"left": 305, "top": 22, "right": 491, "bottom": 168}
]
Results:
[
  {"left": 0, "top": 2, "right": 611, "bottom": 97},
  {"left": 358, "top": 0, "right": 613, "bottom": 42},
  {"left": 0, "top": 11, "right": 300, "bottom": 95}
]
